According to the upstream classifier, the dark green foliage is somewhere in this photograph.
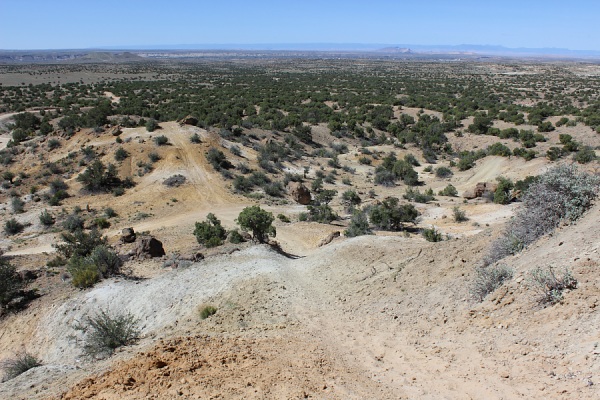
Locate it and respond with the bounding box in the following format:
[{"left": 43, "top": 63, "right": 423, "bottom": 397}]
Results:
[
  {"left": 76, "top": 309, "right": 140, "bottom": 359},
  {"left": 92, "top": 218, "right": 111, "bottom": 229},
  {"left": 306, "top": 204, "right": 338, "bottom": 224},
  {"left": 39, "top": 209, "right": 55, "bottom": 226},
  {"left": 374, "top": 169, "right": 396, "bottom": 187},
  {"left": 277, "top": 214, "right": 291, "bottom": 223},
  {"left": 573, "top": 146, "right": 596, "bottom": 164},
  {"left": 404, "top": 153, "right": 420, "bottom": 167},
  {"left": 62, "top": 213, "right": 84, "bottom": 232},
  {"left": 0, "top": 258, "right": 23, "bottom": 308},
  {"left": 2, "top": 171, "right": 15, "bottom": 183},
  {"left": 494, "top": 177, "right": 514, "bottom": 205},
  {"left": 206, "top": 148, "right": 233, "bottom": 171},
  {"left": 546, "top": 146, "right": 565, "bottom": 161},
  {"left": 194, "top": 213, "right": 227, "bottom": 248},
  {"left": 486, "top": 142, "right": 512, "bottom": 157},
  {"left": 11, "top": 197, "right": 24, "bottom": 214},
  {"left": 344, "top": 210, "right": 372, "bottom": 237},
  {"left": 341, "top": 190, "right": 361, "bottom": 212},
  {"left": 88, "top": 245, "right": 122, "bottom": 277},
  {"left": 68, "top": 256, "right": 101, "bottom": 288},
  {"left": 47, "top": 138, "right": 61, "bottom": 150},
  {"left": 77, "top": 160, "right": 128, "bottom": 193},
  {"left": 55, "top": 228, "right": 108, "bottom": 259},
  {"left": 228, "top": 230, "right": 245, "bottom": 244},
  {"left": 468, "top": 114, "right": 493, "bottom": 134},
  {"left": 199, "top": 305, "right": 217, "bottom": 320},
  {"left": 145, "top": 118, "right": 158, "bottom": 132},
  {"left": 153, "top": 135, "right": 169, "bottom": 146},
  {"left": 190, "top": 133, "right": 201, "bottom": 143},
  {"left": 369, "top": 197, "right": 418, "bottom": 231},
  {"left": 1, "top": 352, "right": 41, "bottom": 381},
  {"left": 404, "top": 187, "right": 435, "bottom": 203},
  {"left": 114, "top": 147, "right": 129, "bottom": 161},
  {"left": 422, "top": 226, "right": 443, "bottom": 242},
  {"left": 237, "top": 205, "right": 276, "bottom": 243},
  {"left": 438, "top": 184, "right": 458, "bottom": 197},
  {"left": 537, "top": 121, "right": 555, "bottom": 132},
  {"left": 453, "top": 206, "right": 468, "bottom": 222},
  {"left": 435, "top": 166, "right": 453, "bottom": 178},
  {"left": 4, "top": 218, "right": 24, "bottom": 235}
]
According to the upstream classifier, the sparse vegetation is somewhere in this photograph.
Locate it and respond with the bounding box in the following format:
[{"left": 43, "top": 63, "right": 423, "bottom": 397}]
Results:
[
  {"left": 76, "top": 309, "right": 140, "bottom": 359},
  {"left": 422, "top": 226, "right": 443, "bottom": 242},
  {"left": 1, "top": 352, "right": 41, "bottom": 381},
  {"left": 199, "top": 305, "right": 217, "bottom": 320},
  {"left": 471, "top": 264, "right": 514, "bottom": 301},
  {"left": 529, "top": 266, "right": 577, "bottom": 305},
  {"left": 4, "top": 218, "right": 24, "bottom": 235}
]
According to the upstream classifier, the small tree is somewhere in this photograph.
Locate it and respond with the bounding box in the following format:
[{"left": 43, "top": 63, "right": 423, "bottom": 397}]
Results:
[
  {"left": 236, "top": 206, "right": 276, "bottom": 243},
  {"left": 193, "top": 213, "right": 227, "bottom": 247},
  {"left": 0, "top": 257, "right": 23, "bottom": 308}
]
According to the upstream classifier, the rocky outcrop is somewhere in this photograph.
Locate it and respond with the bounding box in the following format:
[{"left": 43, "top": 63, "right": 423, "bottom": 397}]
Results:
[
  {"left": 107, "top": 125, "right": 122, "bottom": 136},
  {"left": 178, "top": 115, "right": 198, "bottom": 126},
  {"left": 463, "top": 182, "right": 497, "bottom": 199},
  {"left": 121, "top": 227, "right": 136, "bottom": 243},
  {"left": 287, "top": 182, "right": 311, "bottom": 205},
  {"left": 135, "top": 236, "right": 165, "bottom": 258},
  {"left": 319, "top": 231, "right": 341, "bottom": 247}
]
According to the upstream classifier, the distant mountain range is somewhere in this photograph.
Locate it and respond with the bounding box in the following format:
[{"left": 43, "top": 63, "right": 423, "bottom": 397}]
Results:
[
  {"left": 1, "top": 43, "right": 600, "bottom": 62},
  {"left": 90, "top": 43, "right": 600, "bottom": 58}
]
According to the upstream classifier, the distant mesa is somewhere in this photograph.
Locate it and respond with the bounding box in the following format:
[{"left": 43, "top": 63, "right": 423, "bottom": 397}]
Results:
[{"left": 378, "top": 47, "right": 412, "bottom": 54}]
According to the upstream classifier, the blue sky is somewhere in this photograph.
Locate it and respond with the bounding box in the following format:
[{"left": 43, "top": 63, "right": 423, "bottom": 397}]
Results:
[{"left": 1, "top": 0, "right": 598, "bottom": 50}]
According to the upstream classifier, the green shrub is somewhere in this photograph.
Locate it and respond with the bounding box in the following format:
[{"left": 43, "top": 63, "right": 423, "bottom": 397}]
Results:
[
  {"left": 88, "top": 245, "right": 122, "bottom": 277},
  {"left": 529, "top": 266, "right": 577, "bottom": 304},
  {"left": 11, "top": 197, "right": 25, "bottom": 214},
  {"left": 573, "top": 146, "right": 596, "bottom": 164},
  {"left": 1, "top": 352, "right": 41, "bottom": 381},
  {"left": 76, "top": 309, "right": 140, "bottom": 359},
  {"left": 148, "top": 152, "right": 161, "bottom": 163},
  {"left": 199, "top": 305, "right": 217, "bottom": 320},
  {"left": 153, "top": 135, "right": 169, "bottom": 146},
  {"left": 114, "top": 147, "right": 129, "bottom": 162},
  {"left": 68, "top": 257, "right": 101, "bottom": 288},
  {"left": 277, "top": 214, "right": 291, "bottom": 223},
  {"left": 145, "top": 118, "right": 158, "bottom": 132},
  {"left": 438, "top": 184, "right": 458, "bottom": 197},
  {"left": 0, "top": 258, "right": 23, "bottom": 307},
  {"left": 344, "top": 210, "right": 372, "bottom": 237},
  {"left": 435, "top": 166, "right": 453, "bottom": 178},
  {"left": 228, "top": 230, "right": 245, "bottom": 244},
  {"left": 404, "top": 187, "right": 435, "bottom": 203},
  {"left": 306, "top": 204, "right": 338, "bottom": 224},
  {"left": 4, "top": 218, "right": 24, "bottom": 235},
  {"left": 39, "top": 210, "right": 55, "bottom": 226},
  {"left": 77, "top": 160, "right": 127, "bottom": 193},
  {"left": 493, "top": 177, "right": 514, "bottom": 205},
  {"left": 237, "top": 206, "right": 276, "bottom": 243},
  {"left": 47, "top": 138, "right": 61, "bottom": 150},
  {"left": 55, "top": 228, "right": 108, "bottom": 259},
  {"left": 422, "top": 226, "right": 443, "bottom": 242},
  {"left": 193, "top": 213, "right": 227, "bottom": 248},
  {"left": 453, "top": 206, "right": 468, "bottom": 222},
  {"left": 369, "top": 197, "right": 418, "bottom": 231},
  {"left": 190, "top": 133, "right": 201, "bottom": 143},
  {"left": 471, "top": 264, "right": 514, "bottom": 301},
  {"left": 62, "top": 214, "right": 85, "bottom": 232},
  {"left": 104, "top": 207, "right": 118, "bottom": 218}
]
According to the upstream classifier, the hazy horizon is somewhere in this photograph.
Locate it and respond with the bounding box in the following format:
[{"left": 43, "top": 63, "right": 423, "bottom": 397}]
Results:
[{"left": 1, "top": 1, "right": 599, "bottom": 51}]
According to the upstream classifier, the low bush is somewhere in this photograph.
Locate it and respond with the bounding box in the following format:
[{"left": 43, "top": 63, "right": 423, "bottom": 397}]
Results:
[
  {"left": 422, "top": 226, "right": 443, "bottom": 242},
  {"left": 369, "top": 197, "right": 418, "bottom": 231},
  {"left": 4, "top": 218, "right": 24, "bottom": 235},
  {"left": 114, "top": 147, "right": 129, "bottom": 162},
  {"left": 68, "top": 257, "right": 101, "bottom": 288},
  {"left": 39, "top": 210, "right": 55, "bottom": 226},
  {"left": 11, "top": 197, "right": 24, "bottom": 214},
  {"left": 194, "top": 213, "right": 227, "bottom": 247},
  {"left": 199, "top": 305, "right": 217, "bottom": 320},
  {"left": 435, "top": 166, "right": 453, "bottom": 178},
  {"left": 403, "top": 187, "right": 435, "bottom": 203},
  {"left": 62, "top": 214, "right": 85, "bottom": 233},
  {"left": 438, "top": 184, "right": 458, "bottom": 197},
  {"left": 76, "top": 309, "right": 140, "bottom": 359},
  {"left": 484, "top": 165, "right": 599, "bottom": 266},
  {"left": 453, "top": 206, "right": 468, "bottom": 222},
  {"left": 228, "top": 229, "right": 245, "bottom": 244},
  {"left": 471, "top": 264, "right": 514, "bottom": 301},
  {"left": 153, "top": 135, "right": 169, "bottom": 146},
  {"left": 1, "top": 352, "right": 41, "bottom": 381},
  {"left": 0, "top": 258, "right": 23, "bottom": 308},
  {"left": 529, "top": 266, "right": 577, "bottom": 305},
  {"left": 344, "top": 210, "right": 372, "bottom": 237},
  {"left": 190, "top": 133, "right": 201, "bottom": 143}
]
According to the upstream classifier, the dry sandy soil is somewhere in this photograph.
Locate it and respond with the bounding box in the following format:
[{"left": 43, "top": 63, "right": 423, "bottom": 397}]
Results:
[{"left": 0, "top": 118, "right": 599, "bottom": 399}]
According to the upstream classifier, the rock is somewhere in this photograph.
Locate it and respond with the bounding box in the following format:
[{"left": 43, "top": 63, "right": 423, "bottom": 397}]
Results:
[
  {"left": 163, "top": 174, "right": 186, "bottom": 187},
  {"left": 463, "top": 182, "right": 497, "bottom": 199},
  {"left": 178, "top": 115, "right": 198, "bottom": 126},
  {"left": 319, "top": 231, "right": 341, "bottom": 247},
  {"left": 121, "top": 227, "right": 137, "bottom": 243},
  {"left": 135, "top": 236, "right": 165, "bottom": 258},
  {"left": 287, "top": 182, "right": 311, "bottom": 205},
  {"left": 107, "top": 125, "right": 122, "bottom": 136}
]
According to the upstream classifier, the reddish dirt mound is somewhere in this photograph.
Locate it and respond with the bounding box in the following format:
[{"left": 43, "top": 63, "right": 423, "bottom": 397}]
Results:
[{"left": 58, "top": 335, "right": 384, "bottom": 400}]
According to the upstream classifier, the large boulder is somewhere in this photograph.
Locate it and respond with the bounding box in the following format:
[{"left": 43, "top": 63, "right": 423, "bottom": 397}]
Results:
[
  {"left": 135, "top": 236, "right": 165, "bottom": 258},
  {"left": 287, "top": 182, "right": 311, "bottom": 205},
  {"left": 178, "top": 115, "right": 198, "bottom": 126},
  {"left": 121, "top": 227, "right": 136, "bottom": 243},
  {"left": 107, "top": 125, "right": 122, "bottom": 136},
  {"left": 463, "top": 182, "right": 497, "bottom": 199}
]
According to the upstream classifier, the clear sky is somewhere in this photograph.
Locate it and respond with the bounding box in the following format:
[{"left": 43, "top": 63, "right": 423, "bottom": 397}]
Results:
[{"left": 1, "top": 0, "right": 599, "bottom": 50}]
